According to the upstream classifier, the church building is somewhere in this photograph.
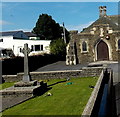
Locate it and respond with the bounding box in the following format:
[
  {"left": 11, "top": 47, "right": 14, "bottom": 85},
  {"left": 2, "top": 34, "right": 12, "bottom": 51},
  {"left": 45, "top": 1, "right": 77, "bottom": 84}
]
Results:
[{"left": 66, "top": 6, "right": 120, "bottom": 65}]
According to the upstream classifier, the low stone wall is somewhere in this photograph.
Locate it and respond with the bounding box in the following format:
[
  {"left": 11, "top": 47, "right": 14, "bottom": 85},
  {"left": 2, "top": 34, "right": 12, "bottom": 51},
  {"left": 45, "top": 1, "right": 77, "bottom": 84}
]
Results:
[
  {"left": 3, "top": 67, "right": 103, "bottom": 82},
  {"left": 82, "top": 68, "right": 113, "bottom": 116},
  {"left": 82, "top": 70, "right": 104, "bottom": 116},
  {"left": 2, "top": 75, "right": 21, "bottom": 82},
  {"left": 2, "top": 75, "right": 22, "bottom": 82}
]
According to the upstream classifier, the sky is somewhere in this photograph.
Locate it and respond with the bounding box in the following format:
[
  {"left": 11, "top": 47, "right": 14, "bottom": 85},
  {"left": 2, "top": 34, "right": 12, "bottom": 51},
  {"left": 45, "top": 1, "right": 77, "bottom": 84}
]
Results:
[{"left": 0, "top": 2, "right": 119, "bottom": 32}]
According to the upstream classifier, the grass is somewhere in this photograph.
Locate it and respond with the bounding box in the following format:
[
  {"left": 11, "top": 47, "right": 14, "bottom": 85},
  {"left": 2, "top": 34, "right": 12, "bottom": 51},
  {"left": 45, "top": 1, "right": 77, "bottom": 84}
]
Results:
[
  {"left": 2, "top": 77, "right": 98, "bottom": 115},
  {"left": 0, "top": 82, "right": 15, "bottom": 90}
]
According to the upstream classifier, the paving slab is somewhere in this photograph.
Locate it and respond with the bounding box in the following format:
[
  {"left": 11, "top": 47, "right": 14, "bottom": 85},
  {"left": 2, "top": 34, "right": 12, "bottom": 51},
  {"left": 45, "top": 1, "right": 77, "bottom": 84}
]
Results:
[{"left": 35, "top": 61, "right": 88, "bottom": 72}]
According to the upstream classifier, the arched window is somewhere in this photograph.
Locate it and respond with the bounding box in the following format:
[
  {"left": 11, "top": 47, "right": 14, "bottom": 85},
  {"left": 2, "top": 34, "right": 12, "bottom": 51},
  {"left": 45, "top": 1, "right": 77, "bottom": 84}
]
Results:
[
  {"left": 82, "top": 41, "right": 87, "bottom": 52},
  {"left": 118, "top": 40, "right": 120, "bottom": 50}
]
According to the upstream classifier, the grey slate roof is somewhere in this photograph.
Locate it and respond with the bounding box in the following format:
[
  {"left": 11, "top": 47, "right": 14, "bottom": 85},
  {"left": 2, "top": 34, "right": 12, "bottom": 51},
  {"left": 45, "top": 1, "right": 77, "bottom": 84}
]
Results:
[
  {"left": 0, "top": 31, "right": 23, "bottom": 36},
  {"left": 24, "top": 32, "right": 37, "bottom": 37},
  {"left": 81, "top": 15, "right": 119, "bottom": 33},
  {"left": 108, "top": 15, "right": 119, "bottom": 24}
]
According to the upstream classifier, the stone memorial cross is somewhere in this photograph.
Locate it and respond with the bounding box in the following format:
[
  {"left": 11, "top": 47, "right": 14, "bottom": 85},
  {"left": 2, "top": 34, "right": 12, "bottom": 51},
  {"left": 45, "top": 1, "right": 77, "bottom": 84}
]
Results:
[{"left": 22, "top": 43, "right": 31, "bottom": 82}]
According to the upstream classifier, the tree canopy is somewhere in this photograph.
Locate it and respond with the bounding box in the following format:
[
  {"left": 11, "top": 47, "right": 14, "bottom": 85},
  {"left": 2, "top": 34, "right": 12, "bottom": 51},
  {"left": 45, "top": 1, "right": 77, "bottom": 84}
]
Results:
[
  {"left": 32, "top": 14, "right": 70, "bottom": 42},
  {"left": 33, "top": 14, "right": 61, "bottom": 40}
]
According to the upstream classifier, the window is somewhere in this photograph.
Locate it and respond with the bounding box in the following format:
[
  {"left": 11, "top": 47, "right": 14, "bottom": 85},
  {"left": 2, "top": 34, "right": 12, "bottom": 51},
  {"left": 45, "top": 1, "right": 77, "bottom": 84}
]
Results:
[
  {"left": 41, "top": 45, "right": 43, "bottom": 51},
  {"left": 20, "top": 48, "right": 22, "bottom": 52},
  {"left": 18, "top": 47, "right": 22, "bottom": 53},
  {"left": 35, "top": 45, "right": 40, "bottom": 51},
  {"left": 0, "top": 39, "right": 3, "bottom": 42},
  {"left": 118, "top": 40, "right": 120, "bottom": 50},
  {"left": 31, "top": 45, "right": 34, "bottom": 51},
  {"left": 82, "top": 41, "right": 87, "bottom": 52},
  {"left": 31, "top": 45, "right": 43, "bottom": 51}
]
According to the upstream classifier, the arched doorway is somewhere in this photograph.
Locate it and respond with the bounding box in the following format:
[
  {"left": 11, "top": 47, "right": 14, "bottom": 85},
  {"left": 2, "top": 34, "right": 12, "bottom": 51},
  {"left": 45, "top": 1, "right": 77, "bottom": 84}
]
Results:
[{"left": 97, "top": 40, "right": 109, "bottom": 61}]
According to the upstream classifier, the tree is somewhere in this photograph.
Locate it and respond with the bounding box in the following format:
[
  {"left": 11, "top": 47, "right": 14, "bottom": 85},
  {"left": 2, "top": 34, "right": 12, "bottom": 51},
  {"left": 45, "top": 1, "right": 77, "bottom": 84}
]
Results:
[
  {"left": 33, "top": 14, "right": 70, "bottom": 58},
  {"left": 32, "top": 14, "right": 70, "bottom": 42},
  {"left": 32, "top": 14, "right": 62, "bottom": 40},
  {"left": 50, "top": 38, "right": 66, "bottom": 57}
]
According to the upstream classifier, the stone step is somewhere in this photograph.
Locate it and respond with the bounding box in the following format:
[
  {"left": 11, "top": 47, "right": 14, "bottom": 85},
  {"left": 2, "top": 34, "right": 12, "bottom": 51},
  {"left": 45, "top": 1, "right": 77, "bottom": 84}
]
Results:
[
  {"left": 14, "top": 80, "right": 37, "bottom": 87},
  {"left": 0, "top": 81, "right": 47, "bottom": 112},
  {"left": 0, "top": 85, "right": 41, "bottom": 96}
]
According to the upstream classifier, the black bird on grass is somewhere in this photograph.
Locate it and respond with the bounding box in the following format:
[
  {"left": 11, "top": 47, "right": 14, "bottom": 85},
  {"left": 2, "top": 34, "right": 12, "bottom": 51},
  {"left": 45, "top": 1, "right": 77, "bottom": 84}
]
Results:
[{"left": 89, "top": 85, "right": 94, "bottom": 89}]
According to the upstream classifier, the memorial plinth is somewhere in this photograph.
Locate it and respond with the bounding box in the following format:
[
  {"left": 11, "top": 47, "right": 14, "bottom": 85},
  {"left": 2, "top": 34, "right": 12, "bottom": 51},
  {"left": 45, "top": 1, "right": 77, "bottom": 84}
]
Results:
[
  {"left": 14, "top": 80, "right": 38, "bottom": 87},
  {"left": 0, "top": 44, "right": 47, "bottom": 112},
  {"left": 0, "top": 81, "right": 47, "bottom": 112}
]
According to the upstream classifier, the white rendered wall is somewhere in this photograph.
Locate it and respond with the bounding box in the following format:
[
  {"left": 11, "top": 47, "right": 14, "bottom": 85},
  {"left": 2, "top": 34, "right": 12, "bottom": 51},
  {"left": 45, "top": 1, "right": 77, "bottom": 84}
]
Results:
[
  {"left": 0, "top": 36, "right": 51, "bottom": 56},
  {"left": 0, "top": 36, "right": 13, "bottom": 49},
  {"left": 13, "top": 39, "right": 51, "bottom": 56}
]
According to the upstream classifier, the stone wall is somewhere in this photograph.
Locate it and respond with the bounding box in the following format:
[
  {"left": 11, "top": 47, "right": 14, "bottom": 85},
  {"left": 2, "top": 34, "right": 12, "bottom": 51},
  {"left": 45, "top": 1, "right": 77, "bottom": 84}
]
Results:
[
  {"left": 3, "top": 75, "right": 21, "bottom": 82},
  {"left": 82, "top": 68, "right": 114, "bottom": 116},
  {"left": 82, "top": 70, "right": 104, "bottom": 115},
  {"left": 75, "top": 32, "right": 120, "bottom": 64},
  {"left": 67, "top": 21, "right": 120, "bottom": 64},
  {"left": 3, "top": 67, "right": 103, "bottom": 82}
]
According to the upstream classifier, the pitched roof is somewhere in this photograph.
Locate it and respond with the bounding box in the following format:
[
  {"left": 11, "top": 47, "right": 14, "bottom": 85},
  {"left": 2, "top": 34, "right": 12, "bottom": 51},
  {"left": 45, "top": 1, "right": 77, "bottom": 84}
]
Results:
[
  {"left": 108, "top": 15, "right": 119, "bottom": 25},
  {"left": 0, "top": 30, "right": 23, "bottom": 36},
  {"left": 81, "top": 15, "right": 119, "bottom": 33},
  {"left": 24, "top": 32, "right": 37, "bottom": 37}
]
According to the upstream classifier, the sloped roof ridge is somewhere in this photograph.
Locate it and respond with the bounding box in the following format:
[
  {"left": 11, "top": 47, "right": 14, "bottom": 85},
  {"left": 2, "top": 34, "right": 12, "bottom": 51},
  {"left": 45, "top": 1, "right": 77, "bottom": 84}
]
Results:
[
  {"left": 0, "top": 30, "right": 24, "bottom": 36},
  {"left": 24, "top": 32, "right": 37, "bottom": 37},
  {"left": 108, "top": 15, "right": 120, "bottom": 17},
  {"left": 0, "top": 30, "right": 23, "bottom": 33},
  {"left": 81, "top": 16, "right": 119, "bottom": 33}
]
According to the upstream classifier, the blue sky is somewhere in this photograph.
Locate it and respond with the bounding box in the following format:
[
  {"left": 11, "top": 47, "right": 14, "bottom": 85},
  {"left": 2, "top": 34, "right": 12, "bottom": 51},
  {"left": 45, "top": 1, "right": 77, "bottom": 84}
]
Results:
[{"left": 0, "top": 2, "right": 119, "bottom": 32}]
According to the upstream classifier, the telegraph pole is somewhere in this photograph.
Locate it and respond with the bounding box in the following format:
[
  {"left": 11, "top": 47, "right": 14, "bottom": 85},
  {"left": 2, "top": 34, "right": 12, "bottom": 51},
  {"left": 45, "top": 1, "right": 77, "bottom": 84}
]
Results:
[{"left": 63, "top": 22, "right": 66, "bottom": 44}]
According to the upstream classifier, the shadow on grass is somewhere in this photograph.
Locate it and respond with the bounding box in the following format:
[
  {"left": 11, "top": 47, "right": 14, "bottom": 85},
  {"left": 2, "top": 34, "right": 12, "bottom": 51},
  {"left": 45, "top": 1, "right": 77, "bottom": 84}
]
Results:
[
  {"left": 33, "top": 79, "right": 67, "bottom": 97},
  {"left": 34, "top": 80, "right": 68, "bottom": 97},
  {"left": 34, "top": 86, "right": 52, "bottom": 96},
  {"left": 47, "top": 80, "right": 67, "bottom": 87}
]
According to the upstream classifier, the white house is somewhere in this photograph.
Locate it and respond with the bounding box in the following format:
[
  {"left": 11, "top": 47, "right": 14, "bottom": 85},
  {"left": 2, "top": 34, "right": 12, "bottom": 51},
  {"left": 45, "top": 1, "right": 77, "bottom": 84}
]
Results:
[
  {"left": 0, "top": 31, "right": 51, "bottom": 57},
  {"left": 24, "top": 32, "right": 41, "bottom": 40}
]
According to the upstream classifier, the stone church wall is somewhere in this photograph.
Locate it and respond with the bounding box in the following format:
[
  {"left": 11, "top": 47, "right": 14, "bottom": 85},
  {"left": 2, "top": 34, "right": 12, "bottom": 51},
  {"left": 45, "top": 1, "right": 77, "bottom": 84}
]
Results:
[{"left": 68, "top": 30, "right": 120, "bottom": 64}]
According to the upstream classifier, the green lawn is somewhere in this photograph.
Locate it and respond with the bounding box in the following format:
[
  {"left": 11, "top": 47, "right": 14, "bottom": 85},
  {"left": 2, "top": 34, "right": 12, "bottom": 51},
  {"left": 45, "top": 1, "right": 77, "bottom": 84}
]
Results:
[
  {"left": 2, "top": 77, "right": 98, "bottom": 115},
  {"left": 0, "top": 82, "right": 15, "bottom": 90}
]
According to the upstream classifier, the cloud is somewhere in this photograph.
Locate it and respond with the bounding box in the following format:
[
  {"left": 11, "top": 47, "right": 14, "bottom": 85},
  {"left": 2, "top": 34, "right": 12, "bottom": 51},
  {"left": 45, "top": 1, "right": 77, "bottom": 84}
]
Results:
[
  {"left": 0, "top": 20, "right": 13, "bottom": 25},
  {"left": 65, "top": 21, "right": 94, "bottom": 32}
]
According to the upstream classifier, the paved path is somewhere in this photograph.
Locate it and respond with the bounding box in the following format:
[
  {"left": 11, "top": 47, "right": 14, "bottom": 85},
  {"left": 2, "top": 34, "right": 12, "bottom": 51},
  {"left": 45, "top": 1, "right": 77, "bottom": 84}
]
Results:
[
  {"left": 35, "top": 61, "right": 88, "bottom": 72},
  {"left": 35, "top": 61, "right": 118, "bottom": 72}
]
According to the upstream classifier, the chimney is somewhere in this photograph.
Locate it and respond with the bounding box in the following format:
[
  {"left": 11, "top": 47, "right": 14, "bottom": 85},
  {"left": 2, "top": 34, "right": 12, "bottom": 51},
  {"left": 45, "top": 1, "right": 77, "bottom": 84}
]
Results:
[
  {"left": 99, "top": 6, "right": 103, "bottom": 18},
  {"left": 103, "top": 6, "right": 107, "bottom": 16},
  {"left": 99, "top": 6, "right": 107, "bottom": 18}
]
